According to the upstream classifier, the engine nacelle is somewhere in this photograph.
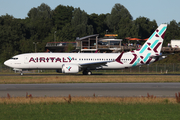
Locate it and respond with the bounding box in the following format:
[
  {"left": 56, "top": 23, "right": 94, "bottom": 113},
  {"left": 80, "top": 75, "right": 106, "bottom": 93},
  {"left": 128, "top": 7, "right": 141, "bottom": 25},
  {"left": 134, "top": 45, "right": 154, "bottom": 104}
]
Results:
[{"left": 62, "top": 64, "right": 79, "bottom": 73}]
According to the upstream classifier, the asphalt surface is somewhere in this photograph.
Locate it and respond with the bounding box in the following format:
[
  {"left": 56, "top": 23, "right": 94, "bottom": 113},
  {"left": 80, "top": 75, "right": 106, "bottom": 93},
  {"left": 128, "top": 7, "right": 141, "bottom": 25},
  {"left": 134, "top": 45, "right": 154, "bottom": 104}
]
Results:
[
  {"left": 0, "top": 83, "right": 180, "bottom": 97},
  {"left": 1, "top": 73, "right": 180, "bottom": 76}
]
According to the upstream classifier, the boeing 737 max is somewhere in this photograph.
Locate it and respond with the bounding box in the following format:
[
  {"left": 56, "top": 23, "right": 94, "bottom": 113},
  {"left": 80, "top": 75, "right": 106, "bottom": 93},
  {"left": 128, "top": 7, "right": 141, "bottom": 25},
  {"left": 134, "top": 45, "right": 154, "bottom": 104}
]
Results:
[{"left": 4, "top": 24, "right": 167, "bottom": 75}]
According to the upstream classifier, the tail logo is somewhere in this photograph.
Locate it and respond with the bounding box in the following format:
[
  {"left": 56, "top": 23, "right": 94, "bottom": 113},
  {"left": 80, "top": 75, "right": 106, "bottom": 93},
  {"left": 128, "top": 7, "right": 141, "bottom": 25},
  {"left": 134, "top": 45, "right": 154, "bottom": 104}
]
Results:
[
  {"left": 132, "top": 25, "right": 167, "bottom": 66},
  {"left": 139, "top": 26, "right": 167, "bottom": 54},
  {"left": 131, "top": 54, "right": 152, "bottom": 66},
  {"left": 139, "top": 40, "right": 162, "bottom": 54},
  {"left": 149, "top": 26, "right": 167, "bottom": 40},
  {"left": 129, "top": 54, "right": 137, "bottom": 64}
]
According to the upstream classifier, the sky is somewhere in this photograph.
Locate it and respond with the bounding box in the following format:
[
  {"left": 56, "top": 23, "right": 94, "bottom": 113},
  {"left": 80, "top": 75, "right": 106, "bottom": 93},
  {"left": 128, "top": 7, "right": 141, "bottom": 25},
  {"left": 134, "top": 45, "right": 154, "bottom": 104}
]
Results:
[{"left": 0, "top": 0, "right": 180, "bottom": 25}]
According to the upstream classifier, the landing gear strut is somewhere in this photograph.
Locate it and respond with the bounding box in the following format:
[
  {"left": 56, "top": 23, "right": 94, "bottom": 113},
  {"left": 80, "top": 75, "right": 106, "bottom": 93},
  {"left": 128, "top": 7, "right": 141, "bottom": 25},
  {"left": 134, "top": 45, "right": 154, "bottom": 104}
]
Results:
[
  {"left": 82, "top": 70, "right": 92, "bottom": 75},
  {"left": 20, "top": 71, "right": 24, "bottom": 76}
]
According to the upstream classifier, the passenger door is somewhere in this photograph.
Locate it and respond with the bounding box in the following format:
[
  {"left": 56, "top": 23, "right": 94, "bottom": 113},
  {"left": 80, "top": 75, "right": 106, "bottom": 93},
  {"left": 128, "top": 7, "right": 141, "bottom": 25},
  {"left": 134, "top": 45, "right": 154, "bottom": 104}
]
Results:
[{"left": 24, "top": 56, "right": 29, "bottom": 64}]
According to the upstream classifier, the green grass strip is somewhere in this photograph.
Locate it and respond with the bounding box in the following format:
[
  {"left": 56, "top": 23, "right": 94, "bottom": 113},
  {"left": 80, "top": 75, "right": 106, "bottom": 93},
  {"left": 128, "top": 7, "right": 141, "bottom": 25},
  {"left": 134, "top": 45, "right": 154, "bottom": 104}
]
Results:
[{"left": 0, "top": 103, "right": 180, "bottom": 120}]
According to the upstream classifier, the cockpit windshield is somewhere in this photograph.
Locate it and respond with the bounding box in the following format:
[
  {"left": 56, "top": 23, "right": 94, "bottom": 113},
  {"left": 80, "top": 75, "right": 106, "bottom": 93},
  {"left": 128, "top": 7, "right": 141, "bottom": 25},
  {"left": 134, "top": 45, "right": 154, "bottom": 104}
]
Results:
[{"left": 11, "top": 58, "right": 18, "bottom": 60}]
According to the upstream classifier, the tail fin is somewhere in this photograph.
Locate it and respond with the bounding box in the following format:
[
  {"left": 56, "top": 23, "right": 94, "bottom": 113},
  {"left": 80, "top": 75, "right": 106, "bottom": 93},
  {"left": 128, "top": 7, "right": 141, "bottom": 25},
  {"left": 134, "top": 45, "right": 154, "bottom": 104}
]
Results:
[
  {"left": 131, "top": 24, "right": 167, "bottom": 66},
  {"left": 136, "top": 24, "right": 167, "bottom": 55}
]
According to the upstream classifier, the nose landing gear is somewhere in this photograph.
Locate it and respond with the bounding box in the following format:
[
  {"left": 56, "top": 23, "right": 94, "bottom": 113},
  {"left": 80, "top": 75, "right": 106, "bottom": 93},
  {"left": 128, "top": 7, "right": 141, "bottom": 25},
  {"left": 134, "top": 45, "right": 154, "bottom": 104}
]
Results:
[{"left": 20, "top": 71, "right": 23, "bottom": 76}]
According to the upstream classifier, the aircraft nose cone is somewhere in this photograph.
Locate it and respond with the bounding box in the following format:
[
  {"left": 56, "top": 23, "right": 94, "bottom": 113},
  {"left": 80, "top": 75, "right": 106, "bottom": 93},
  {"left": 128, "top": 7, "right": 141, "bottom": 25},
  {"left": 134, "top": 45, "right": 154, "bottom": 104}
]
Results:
[
  {"left": 4, "top": 60, "right": 10, "bottom": 67},
  {"left": 4, "top": 61, "right": 7, "bottom": 66}
]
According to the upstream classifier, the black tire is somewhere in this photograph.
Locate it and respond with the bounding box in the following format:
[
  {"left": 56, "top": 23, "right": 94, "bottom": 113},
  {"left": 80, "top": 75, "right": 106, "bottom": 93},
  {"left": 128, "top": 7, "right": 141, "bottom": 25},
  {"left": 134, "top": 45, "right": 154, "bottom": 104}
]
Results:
[
  {"left": 87, "top": 71, "right": 92, "bottom": 75},
  {"left": 20, "top": 72, "right": 23, "bottom": 76},
  {"left": 82, "top": 70, "right": 92, "bottom": 75},
  {"left": 82, "top": 70, "right": 88, "bottom": 75}
]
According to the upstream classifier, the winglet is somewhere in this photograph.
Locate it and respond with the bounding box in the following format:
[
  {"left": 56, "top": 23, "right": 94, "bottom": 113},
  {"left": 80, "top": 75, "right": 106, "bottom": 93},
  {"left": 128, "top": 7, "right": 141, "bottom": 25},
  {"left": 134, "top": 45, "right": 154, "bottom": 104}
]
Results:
[{"left": 115, "top": 52, "right": 124, "bottom": 64}]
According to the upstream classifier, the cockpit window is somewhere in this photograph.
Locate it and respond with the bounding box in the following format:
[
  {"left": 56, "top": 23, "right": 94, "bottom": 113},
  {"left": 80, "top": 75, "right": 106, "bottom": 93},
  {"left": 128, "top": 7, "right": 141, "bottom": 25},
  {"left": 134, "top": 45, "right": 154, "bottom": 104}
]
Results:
[{"left": 11, "top": 58, "right": 18, "bottom": 60}]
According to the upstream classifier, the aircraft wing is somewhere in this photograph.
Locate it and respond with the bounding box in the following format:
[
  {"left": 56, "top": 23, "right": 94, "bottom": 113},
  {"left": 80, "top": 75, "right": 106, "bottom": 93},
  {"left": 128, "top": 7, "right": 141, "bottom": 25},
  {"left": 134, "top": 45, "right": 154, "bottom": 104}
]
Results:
[
  {"left": 79, "top": 60, "right": 113, "bottom": 68},
  {"left": 79, "top": 52, "right": 124, "bottom": 69}
]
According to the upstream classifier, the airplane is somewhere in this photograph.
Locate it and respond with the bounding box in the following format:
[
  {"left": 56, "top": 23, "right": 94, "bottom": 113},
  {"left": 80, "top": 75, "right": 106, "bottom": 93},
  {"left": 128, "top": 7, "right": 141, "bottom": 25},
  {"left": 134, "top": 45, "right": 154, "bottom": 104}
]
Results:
[{"left": 4, "top": 24, "right": 167, "bottom": 75}]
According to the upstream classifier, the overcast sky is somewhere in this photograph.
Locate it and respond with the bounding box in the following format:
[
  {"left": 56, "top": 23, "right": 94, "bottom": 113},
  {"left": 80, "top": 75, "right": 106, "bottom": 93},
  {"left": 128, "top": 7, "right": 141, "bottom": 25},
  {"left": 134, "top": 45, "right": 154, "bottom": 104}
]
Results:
[{"left": 0, "top": 0, "right": 180, "bottom": 25}]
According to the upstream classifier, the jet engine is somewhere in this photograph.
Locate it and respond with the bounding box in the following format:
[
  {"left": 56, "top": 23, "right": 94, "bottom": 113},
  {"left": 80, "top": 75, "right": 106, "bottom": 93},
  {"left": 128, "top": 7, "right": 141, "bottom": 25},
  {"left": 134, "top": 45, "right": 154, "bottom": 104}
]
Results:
[{"left": 62, "top": 64, "right": 79, "bottom": 73}]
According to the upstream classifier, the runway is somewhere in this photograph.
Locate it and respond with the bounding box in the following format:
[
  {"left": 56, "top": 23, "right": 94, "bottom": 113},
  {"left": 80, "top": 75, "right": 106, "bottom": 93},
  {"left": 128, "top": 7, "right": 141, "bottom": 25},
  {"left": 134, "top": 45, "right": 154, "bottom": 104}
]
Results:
[
  {"left": 0, "top": 83, "right": 180, "bottom": 97},
  {"left": 1, "top": 73, "right": 180, "bottom": 76}
]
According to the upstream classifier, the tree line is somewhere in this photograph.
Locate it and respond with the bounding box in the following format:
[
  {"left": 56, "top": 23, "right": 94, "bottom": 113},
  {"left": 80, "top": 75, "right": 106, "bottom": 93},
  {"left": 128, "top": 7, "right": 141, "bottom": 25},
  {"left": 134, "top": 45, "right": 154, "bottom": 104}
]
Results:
[{"left": 0, "top": 3, "right": 180, "bottom": 63}]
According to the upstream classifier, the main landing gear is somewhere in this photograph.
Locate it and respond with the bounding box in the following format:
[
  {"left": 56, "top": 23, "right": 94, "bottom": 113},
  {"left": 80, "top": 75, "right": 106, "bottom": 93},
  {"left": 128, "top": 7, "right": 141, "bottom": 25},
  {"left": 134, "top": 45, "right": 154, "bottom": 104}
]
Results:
[{"left": 82, "top": 70, "right": 92, "bottom": 75}]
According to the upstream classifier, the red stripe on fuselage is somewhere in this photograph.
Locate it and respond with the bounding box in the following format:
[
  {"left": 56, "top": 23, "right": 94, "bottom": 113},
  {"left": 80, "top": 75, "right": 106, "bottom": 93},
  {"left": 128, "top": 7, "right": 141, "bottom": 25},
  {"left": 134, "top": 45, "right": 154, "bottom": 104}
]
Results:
[
  {"left": 115, "top": 52, "right": 124, "bottom": 64},
  {"left": 130, "top": 54, "right": 137, "bottom": 64}
]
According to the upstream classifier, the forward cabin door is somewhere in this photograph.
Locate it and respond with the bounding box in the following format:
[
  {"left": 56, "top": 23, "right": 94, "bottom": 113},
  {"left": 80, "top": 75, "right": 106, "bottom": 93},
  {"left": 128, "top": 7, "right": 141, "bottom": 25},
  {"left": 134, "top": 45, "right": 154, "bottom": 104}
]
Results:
[
  {"left": 23, "top": 55, "right": 30, "bottom": 69},
  {"left": 24, "top": 56, "right": 29, "bottom": 64}
]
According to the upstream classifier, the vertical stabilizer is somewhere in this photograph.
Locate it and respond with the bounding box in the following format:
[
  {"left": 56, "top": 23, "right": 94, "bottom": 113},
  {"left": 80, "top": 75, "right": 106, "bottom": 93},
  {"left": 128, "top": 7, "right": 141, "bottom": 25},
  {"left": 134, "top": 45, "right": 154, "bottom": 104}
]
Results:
[
  {"left": 131, "top": 24, "right": 167, "bottom": 66},
  {"left": 137, "top": 24, "right": 167, "bottom": 55}
]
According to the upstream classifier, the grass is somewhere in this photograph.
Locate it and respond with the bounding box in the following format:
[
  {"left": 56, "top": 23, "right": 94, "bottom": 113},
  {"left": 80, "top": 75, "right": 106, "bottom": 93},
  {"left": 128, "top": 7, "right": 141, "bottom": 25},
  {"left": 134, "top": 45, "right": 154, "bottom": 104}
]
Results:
[
  {"left": 1, "top": 96, "right": 180, "bottom": 119},
  {"left": 0, "top": 96, "right": 178, "bottom": 104},
  {"left": 0, "top": 75, "right": 180, "bottom": 84},
  {"left": 0, "top": 102, "right": 180, "bottom": 120},
  {"left": 1, "top": 72, "right": 180, "bottom": 119}
]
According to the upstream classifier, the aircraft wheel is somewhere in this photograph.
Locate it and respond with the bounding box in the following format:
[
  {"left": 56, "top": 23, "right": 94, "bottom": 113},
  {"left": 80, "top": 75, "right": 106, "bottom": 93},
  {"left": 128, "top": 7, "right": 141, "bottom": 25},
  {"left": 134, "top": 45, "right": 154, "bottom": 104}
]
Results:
[
  {"left": 87, "top": 71, "right": 92, "bottom": 75},
  {"left": 82, "top": 70, "right": 88, "bottom": 75},
  {"left": 20, "top": 72, "right": 24, "bottom": 76},
  {"left": 83, "top": 70, "right": 92, "bottom": 75}
]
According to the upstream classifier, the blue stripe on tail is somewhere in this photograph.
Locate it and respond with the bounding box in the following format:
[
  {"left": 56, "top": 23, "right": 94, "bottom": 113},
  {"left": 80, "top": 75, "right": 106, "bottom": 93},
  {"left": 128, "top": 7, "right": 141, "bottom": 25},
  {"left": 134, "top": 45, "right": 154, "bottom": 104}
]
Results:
[
  {"left": 151, "top": 40, "right": 159, "bottom": 49},
  {"left": 139, "top": 44, "right": 148, "bottom": 54},
  {"left": 143, "top": 53, "right": 151, "bottom": 62},
  {"left": 159, "top": 27, "right": 167, "bottom": 35},
  {"left": 149, "top": 32, "right": 156, "bottom": 40}
]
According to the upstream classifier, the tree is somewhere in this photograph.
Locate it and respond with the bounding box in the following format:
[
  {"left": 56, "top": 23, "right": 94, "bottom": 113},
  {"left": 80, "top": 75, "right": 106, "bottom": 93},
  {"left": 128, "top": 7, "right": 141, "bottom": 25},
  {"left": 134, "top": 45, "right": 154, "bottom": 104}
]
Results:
[
  {"left": 71, "top": 8, "right": 88, "bottom": 26},
  {"left": 88, "top": 13, "right": 108, "bottom": 37},
  {"left": 71, "top": 8, "right": 93, "bottom": 38},
  {"left": 51, "top": 5, "right": 74, "bottom": 42},
  {"left": 134, "top": 17, "right": 157, "bottom": 39},
  {"left": 118, "top": 17, "right": 133, "bottom": 38},
  {"left": 106, "top": 3, "right": 133, "bottom": 33},
  {"left": 57, "top": 23, "right": 75, "bottom": 42},
  {"left": 28, "top": 3, "right": 52, "bottom": 20},
  {"left": 52, "top": 5, "right": 74, "bottom": 30},
  {"left": 164, "top": 20, "right": 180, "bottom": 46},
  {"left": 0, "top": 14, "right": 30, "bottom": 62},
  {"left": 27, "top": 3, "right": 53, "bottom": 52}
]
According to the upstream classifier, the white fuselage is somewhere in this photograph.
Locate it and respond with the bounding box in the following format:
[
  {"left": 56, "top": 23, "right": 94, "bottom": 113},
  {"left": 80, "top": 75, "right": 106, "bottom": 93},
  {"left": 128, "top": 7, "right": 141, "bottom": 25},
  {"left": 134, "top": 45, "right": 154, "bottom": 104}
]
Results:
[{"left": 4, "top": 52, "right": 156, "bottom": 71}]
